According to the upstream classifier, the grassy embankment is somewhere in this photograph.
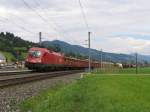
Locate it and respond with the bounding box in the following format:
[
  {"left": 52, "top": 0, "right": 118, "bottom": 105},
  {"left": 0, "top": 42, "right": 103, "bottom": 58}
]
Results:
[
  {"left": 0, "top": 51, "right": 14, "bottom": 62},
  {"left": 20, "top": 67, "right": 150, "bottom": 112},
  {"left": 0, "top": 47, "right": 27, "bottom": 62}
]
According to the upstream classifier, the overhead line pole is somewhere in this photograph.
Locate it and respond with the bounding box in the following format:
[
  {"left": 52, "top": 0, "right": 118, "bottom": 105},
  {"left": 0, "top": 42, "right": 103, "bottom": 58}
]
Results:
[
  {"left": 135, "top": 53, "right": 138, "bottom": 74},
  {"left": 78, "top": 0, "right": 91, "bottom": 72},
  {"left": 88, "top": 32, "right": 91, "bottom": 72},
  {"left": 100, "top": 49, "right": 103, "bottom": 69},
  {"left": 39, "top": 32, "right": 42, "bottom": 46}
]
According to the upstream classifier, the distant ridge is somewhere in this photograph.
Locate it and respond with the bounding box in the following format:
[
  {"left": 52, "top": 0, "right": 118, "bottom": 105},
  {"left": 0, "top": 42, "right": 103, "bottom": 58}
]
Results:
[{"left": 41, "top": 40, "right": 150, "bottom": 64}]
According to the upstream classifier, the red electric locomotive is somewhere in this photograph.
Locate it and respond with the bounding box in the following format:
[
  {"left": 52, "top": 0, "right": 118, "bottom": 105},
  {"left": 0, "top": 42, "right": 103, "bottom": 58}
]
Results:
[{"left": 25, "top": 47, "right": 101, "bottom": 71}]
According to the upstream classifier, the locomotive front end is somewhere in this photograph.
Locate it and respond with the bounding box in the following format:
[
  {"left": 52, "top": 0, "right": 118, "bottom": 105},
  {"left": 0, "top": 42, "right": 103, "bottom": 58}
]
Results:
[{"left": 25, "top": 47, "right": 46, "bottom": 70}]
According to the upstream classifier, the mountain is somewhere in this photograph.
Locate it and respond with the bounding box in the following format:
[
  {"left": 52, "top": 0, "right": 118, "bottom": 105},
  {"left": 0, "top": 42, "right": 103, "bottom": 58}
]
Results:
[
  {"left": 41, "top": 40, "right": 150, "bottom": 64},
  {"left": 0, "top": 32, "right": 149, "bottom": 64}
]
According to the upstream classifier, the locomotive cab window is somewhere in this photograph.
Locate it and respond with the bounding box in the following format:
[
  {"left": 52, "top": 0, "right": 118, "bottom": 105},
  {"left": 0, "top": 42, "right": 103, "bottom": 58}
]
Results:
[{"left": 29, "top": 51, "right": 41, "bottom": 58}]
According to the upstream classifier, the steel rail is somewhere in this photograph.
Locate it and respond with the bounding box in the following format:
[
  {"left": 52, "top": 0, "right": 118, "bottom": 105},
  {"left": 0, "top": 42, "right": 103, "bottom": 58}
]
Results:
[
  {"left": 0, "top": 70, "right": 83, "bottom": 88},
  {"left": 0, "top": 70, "right": 33, "bottom": 76}
]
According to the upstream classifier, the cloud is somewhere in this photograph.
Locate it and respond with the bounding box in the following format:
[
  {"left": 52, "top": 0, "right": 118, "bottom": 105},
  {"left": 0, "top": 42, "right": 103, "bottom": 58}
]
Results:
[
  {"left": 93, "top": 36, "right": 150, "bottom": 55},
  {"left": 0, "top": 0, "right": 150, "bottom": 54}
]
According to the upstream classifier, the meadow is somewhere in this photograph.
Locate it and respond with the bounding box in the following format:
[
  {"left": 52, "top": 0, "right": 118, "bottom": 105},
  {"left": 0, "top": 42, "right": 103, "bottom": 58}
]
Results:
[
  {"left": 20, "top": 67, "right": 150, "bottom": 112},
  {"left": 93, "top": 66, "right": 150, "bottom": 74}
]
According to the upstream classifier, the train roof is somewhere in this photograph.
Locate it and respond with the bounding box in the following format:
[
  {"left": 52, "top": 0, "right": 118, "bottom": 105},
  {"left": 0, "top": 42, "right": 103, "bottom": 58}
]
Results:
[
  {"left": 29, "top": 47, "right": 49, "bottom": 52},
  {"left": 65, "top": 57, "right": 88, "bottom": 62},
  {"left": 29, "top": 47, "right": 64, "bottom": 57}
]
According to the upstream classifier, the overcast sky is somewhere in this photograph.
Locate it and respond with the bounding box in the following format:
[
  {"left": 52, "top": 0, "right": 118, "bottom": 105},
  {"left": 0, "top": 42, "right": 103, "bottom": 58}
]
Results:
[{"left": 0, "top": 0, "right": 150, "bottom": 54}]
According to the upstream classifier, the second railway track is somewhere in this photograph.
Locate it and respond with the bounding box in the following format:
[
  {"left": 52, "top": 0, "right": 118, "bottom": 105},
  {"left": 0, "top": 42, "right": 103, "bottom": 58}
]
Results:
[
  {"left": 0, "top": 70, "right": 33, "bottom": 76},
  {"left": 0, "top": 70, "right": 83, "bottom": 88}
]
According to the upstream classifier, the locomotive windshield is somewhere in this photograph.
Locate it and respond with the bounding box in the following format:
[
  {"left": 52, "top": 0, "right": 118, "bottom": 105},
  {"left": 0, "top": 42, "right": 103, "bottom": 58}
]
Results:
[{"left": 29, "top": 51, "right": 41, "bottom": 57}]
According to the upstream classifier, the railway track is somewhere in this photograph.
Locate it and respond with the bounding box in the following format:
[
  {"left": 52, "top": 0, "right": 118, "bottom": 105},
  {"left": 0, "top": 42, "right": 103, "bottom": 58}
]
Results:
[
  {"left": 0, "top": 70, "right": 33, "bottom": 76},
  {"left": 0, "top": 70, "right": 83, "bottom": 88}
]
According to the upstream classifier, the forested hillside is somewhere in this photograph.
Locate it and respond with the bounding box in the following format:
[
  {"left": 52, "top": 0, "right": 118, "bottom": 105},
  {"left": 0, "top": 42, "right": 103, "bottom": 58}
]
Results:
[
  {"left": 42, "top": 40, "right": 150, "bottom": 64},
  {"left": 0, "top": 32, "right": 36, "bottom": 52},
  {"left": 0, "top": 32, "right": 37, "bottom": 61},
  {"left": 1, "top": 32, "right": 150, "bottom": 64}
]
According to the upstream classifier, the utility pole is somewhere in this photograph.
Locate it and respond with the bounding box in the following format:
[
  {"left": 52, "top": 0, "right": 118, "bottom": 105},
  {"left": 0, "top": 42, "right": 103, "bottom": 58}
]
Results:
[
  {"left": 88, "top": 32, "right": 91, "bottom": 72},
  {"left": 39, "top": 32, "right": 42, "bottom": 46},
  {"left": 135, "top": 53, "right": 138, "bottom": 74},
  {"left": 100, "top": 49, "right": 103, "bottom": 70}
]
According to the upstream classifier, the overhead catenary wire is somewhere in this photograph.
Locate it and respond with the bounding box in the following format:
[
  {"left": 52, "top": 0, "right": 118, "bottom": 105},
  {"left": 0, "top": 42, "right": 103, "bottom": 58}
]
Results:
[
  {"left": 1, "top": 0, "right": 60, "bottom": 37},
  {"left": 33, "top": 0, "right": 64, "bottom": 32},
  {"left": 6, "top": 11, "right": 36, "bottom": 33},
  {"left": 32, "top": 0, "right": 82, "bottom": 45},
  {"left": 32, "top": 0, "right": 74, "bottom": 41},
  {"left": 78, "top": 0, "right": 90, "bottom": 31},
  {"left": 0, "top": 17, "right": 36, "bottom": 44},
  {"left": 78, "top": 0, "right": 91, "bottom": 72},
  {"left": 0, "top": 0, "right": 35, "bottom": 34},
  {"left": 78, "top": 0, "right": 92, "bottom": 45},
  {"left": 0, "top": 17, "right": 34, "bottom": 34},
  {"left": 22, "top": 0, "right": 64, "bottom": 38},
  {"left": 22, "top": 0, "right": 48, "bottom": 24},
  {"left": 1, "top": 0, "right": 32, "bottom": 28},
  {"left": 34, "top": 0, "right": 64, "bottom": 34}
]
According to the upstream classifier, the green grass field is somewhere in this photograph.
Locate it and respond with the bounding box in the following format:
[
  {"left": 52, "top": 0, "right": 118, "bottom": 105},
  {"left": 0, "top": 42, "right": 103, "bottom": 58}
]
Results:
[
  {"left": 93, "top": 67, "right": 150, "bottom": 74},
  {"left": 0, "top": 51, "right": 14, "bottom": 62},
  {"left": 20, "top": 68, "right": 150, "bottom": 112},
  {"left": 0, "top": 50, "right": 27, "bottom": 62}
]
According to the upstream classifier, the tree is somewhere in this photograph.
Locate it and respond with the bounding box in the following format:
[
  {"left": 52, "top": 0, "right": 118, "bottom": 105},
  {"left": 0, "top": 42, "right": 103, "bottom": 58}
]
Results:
[{"left": 47, "top": 44, "right": 61, "bottom": 52}]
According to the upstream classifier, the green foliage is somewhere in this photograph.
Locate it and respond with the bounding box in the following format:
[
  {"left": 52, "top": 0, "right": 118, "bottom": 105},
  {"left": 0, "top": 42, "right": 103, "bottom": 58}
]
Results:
[
  {"left": 20, "top": 74, "right": 150, "bottom": 112},
  {"left": 0, "top": 32, "right": 37, "bottom": 61},
  {"left": 65, "top": 51, "right": 88, "bottom": 59},
  {"left": 46, "top": 44, "right": 61, "bottom": 52},
  {"left": 0, "top": 32, "right": 37, "bottom": 52},
  {"left": 0, "top": 51, "right": 15, "bottom": 62}
]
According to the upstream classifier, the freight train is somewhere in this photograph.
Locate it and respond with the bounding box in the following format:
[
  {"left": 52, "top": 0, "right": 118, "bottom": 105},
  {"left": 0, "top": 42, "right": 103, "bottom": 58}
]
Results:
[{"left": 25, "top": 47, "right": 114, "bottom": 71}]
